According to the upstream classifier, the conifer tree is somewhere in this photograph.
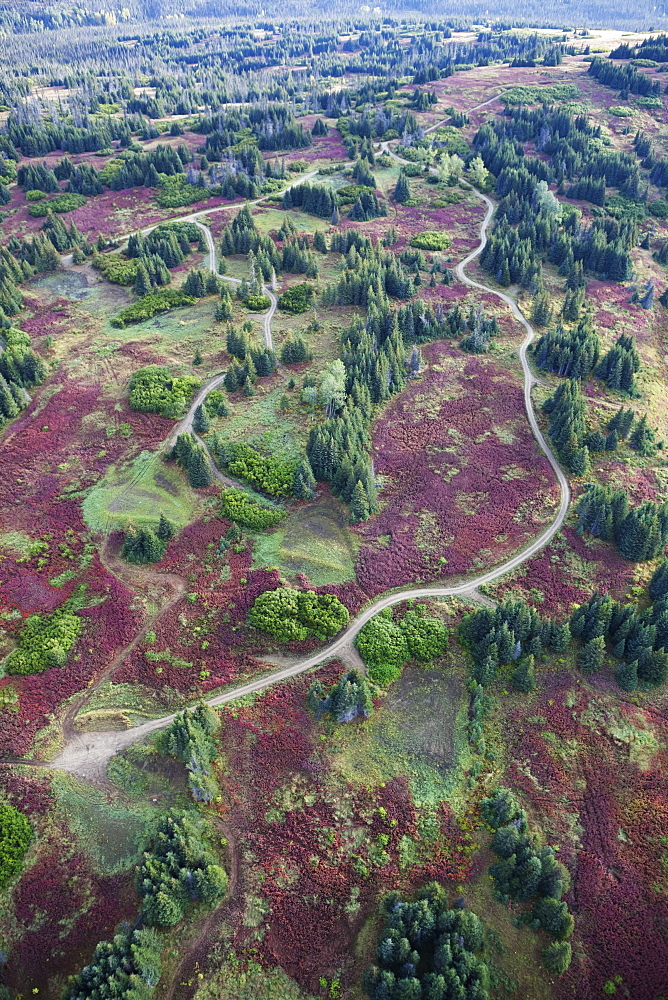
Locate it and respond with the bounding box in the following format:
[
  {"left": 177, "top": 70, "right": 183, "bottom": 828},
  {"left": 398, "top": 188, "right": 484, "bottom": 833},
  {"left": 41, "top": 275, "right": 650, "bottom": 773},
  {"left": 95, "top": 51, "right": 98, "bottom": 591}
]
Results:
[
  {"left": 188, "top": 445, "right": 212, "bottom": 488},
  {"left": 579, "top": 636, "right": 605, "bottom": 674},
  {"left": 193, "top": 403, "right": 210, "bottom": 434},
  {"left": 393, "top": 171, "right": 411, "bottom": 204},
  {"left": 511, "top": 654, "right": 536, "bottom": 692}
]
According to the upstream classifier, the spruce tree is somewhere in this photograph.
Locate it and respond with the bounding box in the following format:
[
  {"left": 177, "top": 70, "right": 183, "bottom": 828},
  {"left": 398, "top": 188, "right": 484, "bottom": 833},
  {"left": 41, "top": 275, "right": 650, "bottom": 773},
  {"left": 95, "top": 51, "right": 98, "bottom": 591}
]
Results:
[
  {"left": 188, "top": 446, "right": 212, "bottom": 488},
  {"left": 156, "top": 514, "right": 175, "bottom": 541},
  {"left": 193, "top": 403, "right": 210, "bottom": 434},
  {"left": 134, "top": 262, "right": 151, "bottom": 297},
  {"left": 511, "top": 655, "right": 536, "bottom": 692},
  {"left": 293, "top": 457, "right": 317, "bottom": 499},
  {"left": 579, "top": 636, "right": 605, "bottom": 674},
  {"left": 616, "top": 659, "right": 638, "bottom": 691},
  {"left": 350, "top": 479, "right": 371, "bottom": 521},
  {"left": 394, "top": 172, "right": 411, "bottom": 204}
]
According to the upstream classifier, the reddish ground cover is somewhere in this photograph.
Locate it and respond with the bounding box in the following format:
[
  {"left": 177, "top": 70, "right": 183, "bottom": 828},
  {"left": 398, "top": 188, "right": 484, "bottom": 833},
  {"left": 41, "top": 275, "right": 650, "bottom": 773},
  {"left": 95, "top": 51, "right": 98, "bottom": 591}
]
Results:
[{"left": 355, "top": 341, "right": 560, "bottom": 595}]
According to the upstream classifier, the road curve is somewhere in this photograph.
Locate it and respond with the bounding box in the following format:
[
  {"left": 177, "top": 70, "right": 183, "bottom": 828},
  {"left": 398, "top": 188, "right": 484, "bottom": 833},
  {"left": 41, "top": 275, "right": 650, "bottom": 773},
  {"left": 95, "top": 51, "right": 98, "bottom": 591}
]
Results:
[{"left": 41, "top": 90, "right": 572, "bottom": 779}]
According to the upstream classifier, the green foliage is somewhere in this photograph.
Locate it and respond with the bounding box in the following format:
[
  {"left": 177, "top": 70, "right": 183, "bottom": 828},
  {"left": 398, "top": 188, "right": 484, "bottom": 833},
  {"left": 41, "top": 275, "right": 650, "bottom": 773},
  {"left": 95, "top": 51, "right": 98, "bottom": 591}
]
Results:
[
  {"left": 409, "top": 231, "right": 452, "bottom": 251},
  {"left": 278, "top": 282, "right": 315, "bottom": 314},
  {"left": 138, "top": 808, "right": 227, "bottom": 926},
  {"left": 92, "top": 251, "right": 138, "bottom": 285},
  {"left": 128, "top": 366, "right": 200, "bottom": 418},
  {"left": 111, "top": 289, "right": 196, "bottom": 327},
  {"left": 220, "top": 488, "right": 286, "bottom": 529},
  {"left": 356, "top": 608, "right": 449, "bottom": 685},
  {"left": 364, "top": 885, "right": 490, "bottom": 1000},
  {"left": 308, "top": 668, "right": 373, "bottom": 723},
  {"left": 63, "top": 925, "right": 162, "bottom": 1000},
  {"left": 500, "top": 83, "right": 580, "bottom": 105},
  {"left": 159, "top": 704, "right": 220, "bottom": 802},
  {"left": 0, "top": 802, "right": 32, "bottom": 888},
  {"left": 213, "top": 440, "right": 296, "bottom": 497},
  {"left": 243, "top": 293, "right": 271, "bottom": 311},
  {"left": 542, "top": 941, "right": 572, "bottom": 975},
  {"left": 156, "top": 173, "right": 212, "bottom": 207},
  {"left": 28, "top": 192, "right": 86, "bottom": 216},
  {"left": 248, "top": 586, "right": 349, "bottom": 641},
  {"left": 122, "top": 524, "right": 166, "bottom": 564},
  {"left": 576, "top": 483, "right": 668, "bottom": 561},
  {"left": 5, "top": 608, "right": 81, "bottom": 675}
]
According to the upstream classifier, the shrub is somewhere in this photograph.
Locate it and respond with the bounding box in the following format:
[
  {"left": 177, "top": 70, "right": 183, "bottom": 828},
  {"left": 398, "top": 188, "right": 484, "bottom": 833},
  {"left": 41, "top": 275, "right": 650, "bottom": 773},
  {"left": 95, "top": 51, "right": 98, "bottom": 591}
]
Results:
[
  {"left": 356, "top": 614, "right": 409, "bottom": 670},
  {"left": 111, "top": 289, "right": 196, "bottom": 328},
  {"left": 92, "top": 251, "right": 139, "bottom": 285},
  {"left": 649, "top": 200, "right": 668, "bottom": 218},
  {"left": 366, "top": 662, "right": 401, "bottom": 687},
  {"left": 25, "top": 189, "right": 47, "bottom": 202},
  {"left": 156, "top": 174, "right": 213, "bottom": 208},
  {"left": 248, "top": 587, "right": 349, "bottom": 641},
  {"left": 5, "top": 609, "right": 81, "bottom": 675},
  {"left": 214, "top": 441, "right": 296, "bottom": 497},
  {"left": 220, "top": 488, "right": 286, "bottom": 529},
  {"left": 128, "top": 365, "right": 200, "bottom": 417},
  {"left": 409, "top": 231, "right": 452, "bottom": 251},
  {"left": 0, "top": 803, "right": 32, "bottom": 888},
  {"left": 28, "top": 193, "right": 87, "bottom": 216},
  {"left": 244, "top": 293, "right": 271, "bottom": 311},
  {"left": 402, "top": 610, "right": 449, "bottom": 660},
  {"left": 278, "top": 282, "right": 315, "bottom": 314},
  {"left": 542, "top": 941, "right": 572, "bottom": 975}
]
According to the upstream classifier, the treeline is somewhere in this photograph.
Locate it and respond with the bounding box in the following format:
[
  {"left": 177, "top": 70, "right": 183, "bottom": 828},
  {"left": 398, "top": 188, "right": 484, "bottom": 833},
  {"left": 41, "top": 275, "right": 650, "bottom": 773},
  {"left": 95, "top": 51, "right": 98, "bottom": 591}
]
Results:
[
  {"left": 158, "top": 703, "right": 221, "bottom": 803},
  {"left": 535, "top": 320, "right": 640, "bottom": 393},
  {"left": 364, "top": 884, "right": 491, "bottom": 1000},
  {"left": 570, "top": 576, "right": 668, "bottom": 689},
  {"left": 588, "top": 56, "right": 662, "bottom": 98},
  {"left": 576, "top": 482, "right": 668, "bottom": 562},
  {"left": 482, "top": 789, "right": 573, "bottom": 975}
]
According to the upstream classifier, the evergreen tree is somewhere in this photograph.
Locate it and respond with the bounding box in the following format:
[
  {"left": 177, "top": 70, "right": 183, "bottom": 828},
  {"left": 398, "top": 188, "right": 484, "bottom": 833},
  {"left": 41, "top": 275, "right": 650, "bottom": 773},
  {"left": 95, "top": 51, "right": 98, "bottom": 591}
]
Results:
[
  {"left": 511, "top": 654, "right": 536, "bottom": 692},
  {"left": 156, "top": 514, "right": 175, "bottom": 541},
  {"left": 616, "top": 659, "right": 638, "bottom": 691},
  {"left": 188, "top": 445, "right": 212, "bottom": 488},
  {"left": 193, "top": 403, "right": 210, "bottom": 433},
  {"left": 579, "top": 636, "right": 605, "bottom": 674},
  {"left": 393, "top": 171, "right": 411, "bottom": 204},
  {"left": 293, "top": 457, "right": 317, "bottom": 499},
  {"left": 350, "top": 479, "right": 371, "bottom": 521}
]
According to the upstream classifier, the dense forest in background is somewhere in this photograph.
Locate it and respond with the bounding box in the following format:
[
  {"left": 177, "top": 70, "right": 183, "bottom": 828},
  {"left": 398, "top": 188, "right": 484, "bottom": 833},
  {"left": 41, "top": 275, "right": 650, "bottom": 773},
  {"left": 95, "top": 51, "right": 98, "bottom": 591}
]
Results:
[{"left": 2, "top": 0, "right": 668, "bottom": 34}]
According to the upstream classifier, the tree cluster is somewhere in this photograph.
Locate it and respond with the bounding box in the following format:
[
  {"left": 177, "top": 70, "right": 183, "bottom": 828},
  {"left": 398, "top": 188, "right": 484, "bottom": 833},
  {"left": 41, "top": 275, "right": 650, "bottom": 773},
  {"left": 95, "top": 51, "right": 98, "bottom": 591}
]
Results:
[
  {"left": 248, "top": 586, "right": 349, "bottom": 642},
  {"left": 308, "top": 668, "right": 374, "bottom": 723},
  {"left": 356, "top": 605, "right": 449, "bottom": 686},
  {"left": 576, "top": 482, "right": 668, "bottom": 562}
]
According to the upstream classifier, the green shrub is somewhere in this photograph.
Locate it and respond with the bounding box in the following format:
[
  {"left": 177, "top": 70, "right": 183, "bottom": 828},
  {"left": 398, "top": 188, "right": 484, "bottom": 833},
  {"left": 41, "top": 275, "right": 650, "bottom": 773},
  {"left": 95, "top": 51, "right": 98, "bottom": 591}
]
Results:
[
  {"left": 608, "top": 105, "right": 635, "bottom": 117},
  {"left": 649, "top": 200, "right": 668, "bottom": 218},
  {"left": 25, "top": 189, "right": 47, "bottom": 202},
  {"left": 336, "top": 183, "right": 372, "bottom": 204},
  {"left": 0, "top": 803, "right": 32, "bottom": 888},
  {"left": 93, "top": 251, "right": 139, "bottom": 286},
  {"left": 356, "top": 614, "right": 409, "bottom": 671},
  {"left": 367, "top": 662, "right": 401, "bottom": 687},
  {"left": 28, "top": 192, "right": 86, "bottom": 216},
  {"left": 402, "top": 611, "right": 449, "bottom": 660},
  {"left": 5, "top": 609, "right": 81, "bottom": 675},
  {"left": 409, "top": 231, "right": 452, "bottom": 251},
  {"left": 111, "top": 289, "right": 196, "bottom": 328},
  {"left": 243, "top": 293, "right": 271, "bottom": 312},
  {"left": 218, "top": 442, "right": 295, "bottom": 497},
  {"left": 277, "top": 282, "right": 315, "bottom": 314},
  {"left": 220, "top": 488, "right": 286, "bottom": 529},
  {"left": 128, "top": 365, "right": 200, "bottom": 417},
  {"left": 156, "top": 174, "right": 214, "bottom": 208},
  {"left": 248, "top": 587, "right": 349, "bottom": 641}
]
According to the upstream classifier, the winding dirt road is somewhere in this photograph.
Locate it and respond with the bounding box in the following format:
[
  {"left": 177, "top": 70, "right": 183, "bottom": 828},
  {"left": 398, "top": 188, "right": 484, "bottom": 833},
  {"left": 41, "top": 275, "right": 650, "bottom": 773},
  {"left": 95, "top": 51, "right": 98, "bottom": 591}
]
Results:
[{"left": 19, "top": 88, "right": 570, "bottom": 781}]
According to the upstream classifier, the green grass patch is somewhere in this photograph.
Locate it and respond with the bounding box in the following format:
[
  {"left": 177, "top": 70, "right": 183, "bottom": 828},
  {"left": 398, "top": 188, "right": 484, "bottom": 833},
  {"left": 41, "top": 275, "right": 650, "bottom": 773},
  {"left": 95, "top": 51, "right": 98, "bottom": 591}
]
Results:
[
  {"left": 82, "top": 448, "right": 202, "bottom": 532},
  {"left": 330, "top": 663, "right": 469, "bottom": 807},
  {"left": 251, "top": 494, "right": 358, "bottom": 586},
  {"left": 51, "top": 772, "right": 151, "bottom": 874}
]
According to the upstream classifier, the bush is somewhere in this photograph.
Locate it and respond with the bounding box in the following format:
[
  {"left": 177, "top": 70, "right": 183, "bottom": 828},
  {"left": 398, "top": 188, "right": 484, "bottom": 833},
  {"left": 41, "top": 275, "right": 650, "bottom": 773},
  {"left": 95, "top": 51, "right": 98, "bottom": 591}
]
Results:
[
  {"left": 244, "top": 293, "right": 271, "bottom": 311},
  {"left": 220, "top": 488, "right": 286, "bottom": 529},
  {"left": 25, "top": 189, "right": 47, "bottom": 202},
  {"left": 128, "top": 365, "right": 200, "bottom": 417},
  {"left": 218, "top": 442, "right": 296, "bottom": 497},
  {"left": 5, "top": 609, "right": 81, "bottom": 675},
  {"left": 356, "top": 614, "right": 409, "bottom": 670},
  {"left": 367, "top": 662, "right": 401, "bottom": 687},
  {"left": 278, "top": 282, "right": 315, "bottom": 314},
  {"left": 402, "top": 611, "right": 449, "bottom": 660},
  {"left": 649, "top": 200, "right": 668, "bottom": 218},
  {"left": 156, "top": 174, "right": 213, "bottom": 208},
  {"left": 28, "top": 193, "right": 86, "bottom": 216},
  {"left": 111, "top": 289, "right": 196, "bottom": 327},
  {"left": 0, "top": 803, "right": 32, "bottom": 888},
  {"left": 542, "top": 941, "right": 572, "bottom": 975},
  {"left": 92, "top": 251, "right": 138, "bottom": 286},
  {"left": 248, "top": 587, "right": 349, "bottom": 641},
  {"left": 409, "top": 231, "right": 452, "bottom": 251}
]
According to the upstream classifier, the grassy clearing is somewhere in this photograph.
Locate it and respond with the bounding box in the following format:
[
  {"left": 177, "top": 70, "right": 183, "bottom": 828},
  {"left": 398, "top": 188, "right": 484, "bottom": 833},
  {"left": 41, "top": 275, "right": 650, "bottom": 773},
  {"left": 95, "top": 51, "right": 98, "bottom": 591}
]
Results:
[
  {"left": 83, "top": 448, "right": 203, "bottom": 532},
  {"left": 51, "top": 772, "right": 153, "bottom": 874},
  {"left": 330, "top": 661, "right": 469, "bottom": 807},
  {"left": 251, "top": 494, "right": 359, "bottom": 585}
]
